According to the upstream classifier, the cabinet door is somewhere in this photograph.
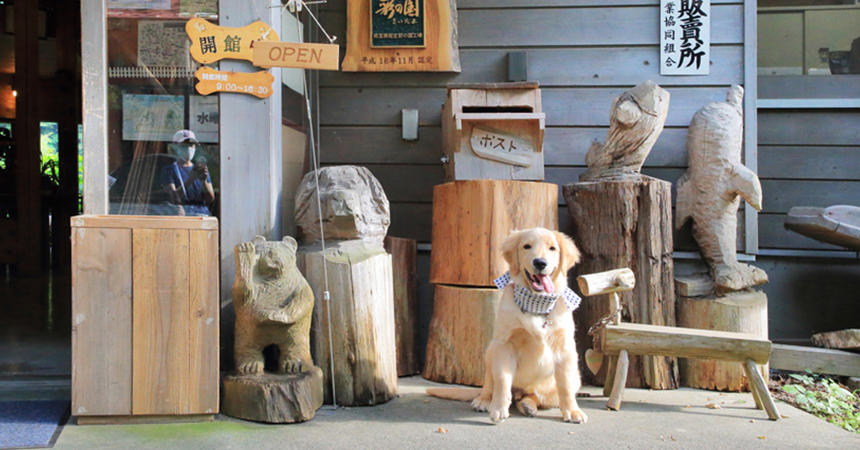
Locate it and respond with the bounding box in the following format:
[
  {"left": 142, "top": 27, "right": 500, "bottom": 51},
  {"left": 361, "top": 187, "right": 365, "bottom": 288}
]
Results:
[
  {"left": 188, "top": 229, "right": 219, "bottom": 414},
  {"left": 71, "top": 227, "right": 133, "bottom": 416},
  {"left": 132, "top": 228, "right": 191, "bottom": 415}
]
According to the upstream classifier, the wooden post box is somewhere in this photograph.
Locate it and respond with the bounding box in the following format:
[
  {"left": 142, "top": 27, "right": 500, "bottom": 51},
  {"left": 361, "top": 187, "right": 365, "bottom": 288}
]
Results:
[
  {"left": 71, "top": 215, "right": 219, "bottom": 423},
  {"left": 442, "top": 82, "right": 545, "bottom": 181}
]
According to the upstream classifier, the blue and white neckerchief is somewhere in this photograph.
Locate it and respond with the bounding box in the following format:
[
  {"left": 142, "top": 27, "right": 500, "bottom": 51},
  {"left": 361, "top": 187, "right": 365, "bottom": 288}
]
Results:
[{"left": 493, "top": 271, "right": 581, "bottom": 316}]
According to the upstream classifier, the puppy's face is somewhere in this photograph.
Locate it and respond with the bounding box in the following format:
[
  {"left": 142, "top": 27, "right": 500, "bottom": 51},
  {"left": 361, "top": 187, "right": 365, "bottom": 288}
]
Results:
[{"left": 501, "top": 228, "right": 581, "bottom": 294}]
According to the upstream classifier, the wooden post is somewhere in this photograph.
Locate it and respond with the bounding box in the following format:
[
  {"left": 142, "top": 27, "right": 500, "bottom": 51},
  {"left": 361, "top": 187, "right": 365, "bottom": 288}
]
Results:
[
  {"left": 565, "top": 178, "right": 678, "bottom": 390},
  {"left": 298, "top": 242, "right": 397, "bottom": 406},
  {"left": 384, "top": 236, "right": 420, "bottom": 377}
]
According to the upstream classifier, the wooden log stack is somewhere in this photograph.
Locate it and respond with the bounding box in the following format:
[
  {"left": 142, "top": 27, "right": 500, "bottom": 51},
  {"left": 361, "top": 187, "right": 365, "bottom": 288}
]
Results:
[{"left": 423, "top": 180, "right": 557, "bottom": 386}]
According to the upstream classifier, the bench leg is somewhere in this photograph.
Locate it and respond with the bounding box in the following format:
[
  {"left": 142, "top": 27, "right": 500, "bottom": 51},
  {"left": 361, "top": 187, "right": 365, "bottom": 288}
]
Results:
[
  {"left": 603, "top": 355, "right": 617, "bottom": 397},
  {"left": 606, "top": 350, "right": 629, "bottom": 411},
  {"left": 748, "top": 367, "right": 764, "bottom": 410},
  {"left": 743, "top": 359, "right": 780, "bottom": 420}
]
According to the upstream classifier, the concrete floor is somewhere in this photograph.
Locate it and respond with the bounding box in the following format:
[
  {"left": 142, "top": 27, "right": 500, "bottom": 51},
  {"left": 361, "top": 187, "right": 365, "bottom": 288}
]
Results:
[{"left": 51, "top": 376, "right": 858, "bottom": 449}]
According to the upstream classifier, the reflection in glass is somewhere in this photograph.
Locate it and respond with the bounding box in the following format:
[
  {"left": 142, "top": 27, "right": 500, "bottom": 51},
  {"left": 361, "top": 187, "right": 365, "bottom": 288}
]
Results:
[{"left": 106, "top": 1, "right": 219, "bottom": 217}]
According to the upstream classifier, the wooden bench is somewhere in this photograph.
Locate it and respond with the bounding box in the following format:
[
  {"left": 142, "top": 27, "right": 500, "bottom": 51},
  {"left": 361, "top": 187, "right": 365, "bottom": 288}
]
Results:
[{"left": 578, "top": 269, "right": 780, "bottom": 421}]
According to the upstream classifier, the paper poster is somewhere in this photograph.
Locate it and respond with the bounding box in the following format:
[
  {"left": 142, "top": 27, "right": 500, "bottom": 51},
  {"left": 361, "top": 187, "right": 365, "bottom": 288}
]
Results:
[
  {"left": 108, "top": 0, "right": 171, "bottom": 9},
  {"left": 660, "top": 0, "right": 710, "bottom": 75},
  {"left": 138, "top": 20, "right": 191, "bottom": 67},
  {"left": 189, "top": 95, "right": 219, "bottom": 143},
  {"left": 122, "top": 94, "right": 185, "bottom": 141}
]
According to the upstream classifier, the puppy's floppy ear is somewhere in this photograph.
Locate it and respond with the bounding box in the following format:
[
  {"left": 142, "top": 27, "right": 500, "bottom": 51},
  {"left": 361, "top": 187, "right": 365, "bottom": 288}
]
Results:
[
  {"left": 501, "top": 230, "right": 523, "bottom": 276},
  {"left": 554, "top": 231, "right": 581, "bottom": 273}
]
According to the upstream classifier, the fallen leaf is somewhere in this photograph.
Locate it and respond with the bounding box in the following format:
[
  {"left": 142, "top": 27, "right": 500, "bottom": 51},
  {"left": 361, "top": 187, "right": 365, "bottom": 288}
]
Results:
[
  {"left": 757, "top": 436, "right": 766, "bottom": 440},
  {"left": 424, "top": 399, "right": 430, "bottom": 403},
  {"left": 568, "top": 431, "right": 575, "bottom": 435},
  {"left": 705, "top": 403, "right": 721, "bottom": 409},
  {"left": 733, "top": 399, "right": 746, "bottom": 404},
  {"left": 684, "top": 405, "right": 691, "bottom": 408},
  {"left": 780, "top": 414, "right": 789, "bottom": 419},
  {"left": 749, "top": 419, "right": 755, "bottom": 423},
  {"left": 670, "top": 436, "right": 677, "bottom": 441},
  {"left": 436, "top": 427, "right": 448, "bottom": 434}
]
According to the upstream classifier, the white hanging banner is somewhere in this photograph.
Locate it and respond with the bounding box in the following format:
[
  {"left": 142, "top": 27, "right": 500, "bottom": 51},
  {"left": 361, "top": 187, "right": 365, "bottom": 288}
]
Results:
[{"left": 660, "top": 0, "right": 710, "bottom": 75}]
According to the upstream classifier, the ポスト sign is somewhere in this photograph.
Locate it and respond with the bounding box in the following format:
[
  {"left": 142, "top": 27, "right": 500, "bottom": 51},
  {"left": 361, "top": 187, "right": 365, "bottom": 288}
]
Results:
[{"left": 371, "top": 0, "right": 426, "bottom": 48}]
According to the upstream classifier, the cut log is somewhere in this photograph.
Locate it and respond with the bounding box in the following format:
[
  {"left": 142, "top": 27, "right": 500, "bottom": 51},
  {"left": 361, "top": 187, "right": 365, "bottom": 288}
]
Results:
[
  {"left": 423, "top": 285, "right": 501, "bottom": 386},
  {"left": 563, "top": 177, "right": 678, "bottom": 389},
  {"left": 677, "top": 290, "right": 768, "bottom": 392},
  {"left": 221, "top": 368, "right": 324, "bottom": 423},
  {"left": 430, "top": 180, "right": 557, "bottom": 287},
  {"left": 384, "top": 236, "right": 420, "bottom": 376},
  {"left": 770, "top": 344, "right": 860, "bottom": 377},
  {"left": 811, "top": 329, "right": 860, "bottom": 351},
  {"left": 595, "top": 322, "right": 772, "bottom": 365},
  {"left": 298, "top": 241, "right": 398, "bottom": 406}
]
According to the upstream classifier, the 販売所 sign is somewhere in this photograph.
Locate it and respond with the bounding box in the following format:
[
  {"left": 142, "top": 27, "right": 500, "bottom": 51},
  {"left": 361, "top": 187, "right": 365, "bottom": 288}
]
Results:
[
  {"left": 660, "top": 0, "right": 710, "bottom": 75},
  {"left": 371, "top": 0, "right": 426, "bottom": 48}
]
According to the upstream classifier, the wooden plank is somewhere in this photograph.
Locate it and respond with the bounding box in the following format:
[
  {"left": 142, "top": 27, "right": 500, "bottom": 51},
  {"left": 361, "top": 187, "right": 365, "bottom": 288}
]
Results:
[
  {"left": 132, "top": 228, "right": 191, "bottom": 415},
  {"left": 188, "top": 229, "right": 219, "bottom": 414},
  {"left": 320, "top": 87, "right": 735, "bottom": 127},
  {"left": 770, "top": 344, "right": 860, "bottom": 377},
  {"left": 76, "top": 414, "right": 214, "bottom": 426},
  {"left": 71, "top": 227, "right": 132, "bottom": 416},
  {"left": 758, "top": 146, "right": 860, "bottom": 181},
  {"left": 81, "top": 0, "right": 108, "bottom": 214},
  {"left": 321, "top": 47, "right": 743, "bottom": 87},
  {"left": 759, "top": 111, "right": 860, "bottom": 146},
  {"left": 761, "top": 180, "right": 860, "bottom": 214},
  {"left": 597, "top": 323, "right": 772, "bottom": 365},
  {"left": 71, "top": 215, "right": 218, "bottom": 230},
  {"left": 318, "top": 126, "right": 692, "bottom": 167}
]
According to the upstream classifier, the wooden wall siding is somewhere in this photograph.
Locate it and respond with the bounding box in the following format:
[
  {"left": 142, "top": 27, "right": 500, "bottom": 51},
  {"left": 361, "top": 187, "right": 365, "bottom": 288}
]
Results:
[
  {"left": 758, "top": 108, "right": 860, "bottom": 251},
  {"left": 317, "top": 1, "right": 746, "bottom": 249}
]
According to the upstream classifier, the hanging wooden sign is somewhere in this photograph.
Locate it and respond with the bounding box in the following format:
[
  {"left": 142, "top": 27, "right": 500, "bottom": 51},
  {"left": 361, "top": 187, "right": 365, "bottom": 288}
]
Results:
[
  {"left": 252, "top": 41, "right": 340, "bottom": 71},
  {"left": 186, "top": 18, "right": 279, "bottom": 65},
  {"left": 342, "top": 0, "right": 460, "bottom": 72},
  {"left": 194, "top": 67, "right": 274, "bottom": 99},
  {"left": 469, "top": 125, "right": 535, "bottom": 168}
]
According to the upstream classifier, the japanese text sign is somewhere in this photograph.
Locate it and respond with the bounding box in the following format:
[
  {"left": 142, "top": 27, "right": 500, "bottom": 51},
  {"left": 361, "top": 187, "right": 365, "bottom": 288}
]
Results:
[
  {"left": 252, "top": 41, "right": 340, "bottom": 71},
  {"left": 194, "top": 67, "right": 274, "bottom": 99},
  {"left": 187, "top": 18, "right": 279, "bottom": 64},
  {"left": 371, "top": 0, "right": 426, "bottom": 47},
  {"left": 660, "top": 0, "right": 710, "bottom": 75}
]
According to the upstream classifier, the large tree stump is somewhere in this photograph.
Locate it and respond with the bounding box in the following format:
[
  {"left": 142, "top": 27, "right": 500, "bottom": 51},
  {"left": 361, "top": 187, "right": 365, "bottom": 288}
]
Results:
[
  {"left": 677, "top": 289, "right": 768, "bottom": 391},
  {"left": 298, "top": 241, "right": 397, "bottom": 406},
  {"left": 384, "top": 236, "right": 420, "bottom": 376},
  {"left": 423, "top": 285, "right": 501, "bottom": 386},
  {"left": 563, "top": 176, "right": 678, "bottom": 389},
  {"left": 221, "top": 368, "right": 324, "bottom": 423}
]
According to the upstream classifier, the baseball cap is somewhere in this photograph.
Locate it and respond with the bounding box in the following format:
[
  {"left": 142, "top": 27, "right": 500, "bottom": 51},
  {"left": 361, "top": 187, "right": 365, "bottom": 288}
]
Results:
[{"left": 172, "top": 129, "right": 199, "bottom": 144}]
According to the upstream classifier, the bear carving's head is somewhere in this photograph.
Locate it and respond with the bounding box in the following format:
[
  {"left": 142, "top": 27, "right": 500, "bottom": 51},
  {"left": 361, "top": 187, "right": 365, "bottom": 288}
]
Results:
[
  {"left": 294, "top": 166, "right": 390, "bottom": 244},
  {"left": 252, "top": 235, "right": 298, "bottom": 277}
]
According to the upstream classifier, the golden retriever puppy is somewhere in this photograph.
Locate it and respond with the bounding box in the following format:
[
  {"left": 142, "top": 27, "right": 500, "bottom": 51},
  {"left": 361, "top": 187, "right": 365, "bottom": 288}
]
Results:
[{"left": 428, "top": 228, "right": 588, "bottom": 424}]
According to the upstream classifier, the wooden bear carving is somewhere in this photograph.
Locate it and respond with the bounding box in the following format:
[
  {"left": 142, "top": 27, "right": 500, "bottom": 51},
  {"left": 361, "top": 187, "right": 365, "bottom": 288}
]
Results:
[{"left": 233, "top": 235, "right": 314, "bottom": 375}]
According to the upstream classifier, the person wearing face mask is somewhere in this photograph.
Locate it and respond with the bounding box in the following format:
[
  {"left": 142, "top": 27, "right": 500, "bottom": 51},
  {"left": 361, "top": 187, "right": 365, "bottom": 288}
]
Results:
[{"left": 160, "top": 129, "right": 215, "bottom": 216}]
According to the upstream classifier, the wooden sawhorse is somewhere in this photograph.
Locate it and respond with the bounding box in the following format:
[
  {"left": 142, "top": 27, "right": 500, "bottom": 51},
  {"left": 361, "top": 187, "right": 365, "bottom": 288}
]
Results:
[{"left": 578, "top": 269, "right": 780, "bottom": 421}]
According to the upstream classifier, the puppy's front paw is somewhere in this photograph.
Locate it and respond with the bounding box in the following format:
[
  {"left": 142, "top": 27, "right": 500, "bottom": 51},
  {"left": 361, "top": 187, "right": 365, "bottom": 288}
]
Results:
[
  {"left": 488, "top": 402, "right": 510, "bottom": 424},
  {"left": 471, "top": 395, "right": 491, "bottom": 412},
  {"left": 561, "top": 407, "right": 588, "bottom": 424}
]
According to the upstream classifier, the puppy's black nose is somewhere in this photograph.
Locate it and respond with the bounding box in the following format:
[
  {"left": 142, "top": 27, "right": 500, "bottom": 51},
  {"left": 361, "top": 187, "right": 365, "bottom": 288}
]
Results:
[{"left": 533, "top": 258, "right": 547, "bottom": 271}]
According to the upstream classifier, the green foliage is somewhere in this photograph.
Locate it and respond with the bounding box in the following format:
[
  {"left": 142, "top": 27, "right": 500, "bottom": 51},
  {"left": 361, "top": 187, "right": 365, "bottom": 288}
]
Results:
[
  {"left": 40, "top": 122, "right": 59, "bottom": 186},
  {"left": 782, "top": 370, "right": 860, "bottom": 433}
]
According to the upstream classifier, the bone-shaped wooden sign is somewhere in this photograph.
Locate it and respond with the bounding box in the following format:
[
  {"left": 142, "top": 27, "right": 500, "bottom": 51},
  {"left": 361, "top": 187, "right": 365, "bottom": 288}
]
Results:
[
  {"left": 194, "top": 67, "right": 274, "bottom": 99},
  {"left": 186, "top": 18, "right": 279, "bottom": 65}
]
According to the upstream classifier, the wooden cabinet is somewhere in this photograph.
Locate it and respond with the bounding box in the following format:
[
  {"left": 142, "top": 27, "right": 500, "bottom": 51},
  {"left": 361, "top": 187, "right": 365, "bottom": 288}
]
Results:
[{"left": 71, "top": 215, "right": 219, "bottom": 420}]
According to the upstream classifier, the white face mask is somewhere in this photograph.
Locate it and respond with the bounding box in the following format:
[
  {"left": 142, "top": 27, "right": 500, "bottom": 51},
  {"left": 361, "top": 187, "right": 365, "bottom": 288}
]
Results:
[{"left": 170, "top": 143, "right": 196, "bottom": 162}]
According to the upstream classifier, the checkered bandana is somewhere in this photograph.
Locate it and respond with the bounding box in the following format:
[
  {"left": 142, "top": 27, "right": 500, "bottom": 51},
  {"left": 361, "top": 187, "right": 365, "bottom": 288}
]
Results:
[{"left": 493, "top": 271, "right": 581, "bottom": 316}]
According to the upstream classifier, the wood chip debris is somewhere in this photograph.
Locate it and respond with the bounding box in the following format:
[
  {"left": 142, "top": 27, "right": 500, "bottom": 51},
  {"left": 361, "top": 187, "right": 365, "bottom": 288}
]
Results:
[
  {"left": 436, "top": 427, "right": 448, "bottom": 434},
  {"left": 705, "top": 402, "right": 721, "bottom": 409}
]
